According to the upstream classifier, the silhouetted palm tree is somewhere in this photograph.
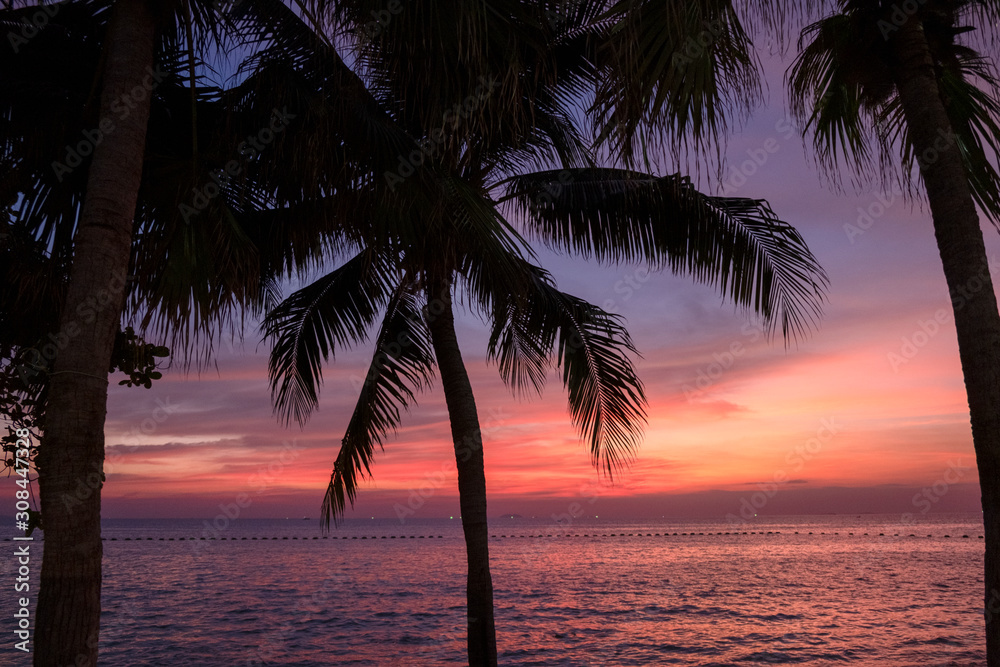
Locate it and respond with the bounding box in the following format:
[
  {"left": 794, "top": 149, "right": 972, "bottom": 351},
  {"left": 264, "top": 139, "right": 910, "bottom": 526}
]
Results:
[
  {"left": 5, "top": 2, "right": 159, "bottom": 662},
  {"left": 1, "top": 0, "right": 385, "bottom": 661},
  {"left": 786, "top": 2, "right": 1000, "bottom": 662},
  {"left": 262, "top": 3, "right": 827, "bottom": 664}
]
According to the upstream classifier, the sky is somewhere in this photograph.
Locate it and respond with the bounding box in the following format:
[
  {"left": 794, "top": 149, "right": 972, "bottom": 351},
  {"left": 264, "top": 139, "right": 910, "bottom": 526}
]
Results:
[{"left": 11, "top": 44, "right": 992, "bottom": 523}]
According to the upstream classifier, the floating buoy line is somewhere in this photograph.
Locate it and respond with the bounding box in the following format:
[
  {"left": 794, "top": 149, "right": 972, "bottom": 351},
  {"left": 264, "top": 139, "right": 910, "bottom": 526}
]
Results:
[{"left": 1, "top": 532, "right": 986, "bottom": 541}]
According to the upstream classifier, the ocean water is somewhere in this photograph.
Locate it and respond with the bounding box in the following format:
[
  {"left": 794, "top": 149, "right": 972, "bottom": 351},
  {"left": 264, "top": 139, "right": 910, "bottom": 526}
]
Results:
[{"left": 1, "top": 514, "right": 987, "bottom": 666}]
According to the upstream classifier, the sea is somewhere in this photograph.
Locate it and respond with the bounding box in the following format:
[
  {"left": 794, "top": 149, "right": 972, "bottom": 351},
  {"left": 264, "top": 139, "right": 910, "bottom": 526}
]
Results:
[{"left": 0, "top": 513, "right": 987, "bottom": 666}]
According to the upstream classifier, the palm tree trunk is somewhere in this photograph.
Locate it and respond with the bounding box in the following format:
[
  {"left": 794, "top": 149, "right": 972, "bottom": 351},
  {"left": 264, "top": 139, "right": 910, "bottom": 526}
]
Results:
[
  {"left": 34, "top": 1, "right": 156, "bottom": 664},
  {"left": 890, "top": 17, "right": 1000, "bottom": 665},
  {"left": 424, "top": 276, "right": 498, "bottom": 667}
]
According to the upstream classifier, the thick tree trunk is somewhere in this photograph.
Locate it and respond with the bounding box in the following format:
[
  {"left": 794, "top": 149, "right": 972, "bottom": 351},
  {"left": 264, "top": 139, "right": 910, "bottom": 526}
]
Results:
[
  {"left": 424, "top": 277, "right": 498, "bottom": 667},
  {"left": 34, "top": 1, "right": 156, "bottom": 665},
  {"left": 890, "top": 17, "right": 1000, "bottom": 666}
]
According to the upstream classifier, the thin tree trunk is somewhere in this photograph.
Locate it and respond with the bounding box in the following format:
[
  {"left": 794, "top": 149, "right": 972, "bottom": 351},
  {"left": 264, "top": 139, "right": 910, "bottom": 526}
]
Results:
[
  {"left": 890, "top": 17, "right": 1000, "bottom": 666},
  {"left": 424, "top": 276, "right": 498, "bottom": 667},
  {"left": 34, "top": 1, "right": 156, "bottom": 664}
]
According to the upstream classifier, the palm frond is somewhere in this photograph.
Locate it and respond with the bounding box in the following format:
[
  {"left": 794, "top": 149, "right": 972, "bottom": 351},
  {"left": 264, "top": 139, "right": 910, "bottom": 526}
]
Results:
[
  {"left": 488, "top": 261, "right": 646, "bottom": 475},
  {"left": 505, "top": 168, "right": 828, "bottom": 341},
  {"left": 554, "top": 288, "right": 645, "bottom": 476},
  {"left": 322, "top": 285, "right": 435, "bottom": 530},
  {"left": 263, "top": 248, "right": 393, "bottom": 426},
  {"left": 439, "top": 176, "right": 539, "bottom": 318}
]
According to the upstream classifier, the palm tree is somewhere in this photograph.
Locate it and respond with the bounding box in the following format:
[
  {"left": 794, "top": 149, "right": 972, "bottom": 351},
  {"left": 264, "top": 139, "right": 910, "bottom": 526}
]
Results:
[
  {"left": 261, "top": 3, "right": 827, "bottom": 664},
  {"left": 265, "top": 244, "right": 650, "bottom": 665},
  {"left": 785, "top": 2, "right": 1000, "bottom": 662},
  {"left": 19, "top": 2, "right": 157, "bottom": 662},
  {"left": 1, "top": 0, "right": 387, "bottom": 661}
]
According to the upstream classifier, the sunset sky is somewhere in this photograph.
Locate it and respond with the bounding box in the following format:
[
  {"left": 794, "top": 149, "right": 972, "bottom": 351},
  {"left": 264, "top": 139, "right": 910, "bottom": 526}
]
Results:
[{"left": 12, "top": 47, "right": 991, "bottom": 522}]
